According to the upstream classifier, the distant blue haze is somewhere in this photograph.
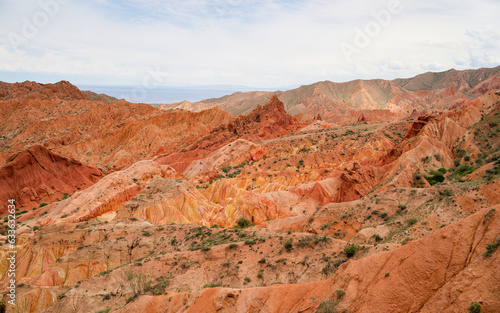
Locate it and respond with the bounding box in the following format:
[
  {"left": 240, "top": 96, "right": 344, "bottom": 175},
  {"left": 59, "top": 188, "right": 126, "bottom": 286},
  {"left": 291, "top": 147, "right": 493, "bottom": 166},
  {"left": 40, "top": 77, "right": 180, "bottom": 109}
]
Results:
[{"left": 77, "top": 85, "right": 286, "bottom": 104}]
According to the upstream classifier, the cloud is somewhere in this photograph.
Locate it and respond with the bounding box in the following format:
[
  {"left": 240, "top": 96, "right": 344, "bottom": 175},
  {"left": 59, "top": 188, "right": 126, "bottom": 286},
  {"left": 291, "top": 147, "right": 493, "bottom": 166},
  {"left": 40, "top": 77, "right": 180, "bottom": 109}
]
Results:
[{"left": 0, "top": 0, "right": 498, "bottom": 87}]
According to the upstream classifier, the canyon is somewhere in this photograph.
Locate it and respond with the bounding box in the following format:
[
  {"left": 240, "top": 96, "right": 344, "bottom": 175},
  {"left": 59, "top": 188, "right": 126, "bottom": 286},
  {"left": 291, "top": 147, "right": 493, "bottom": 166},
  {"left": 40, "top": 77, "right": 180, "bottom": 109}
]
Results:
[{"left": 0, "top": 67, "right": 499, "bottom": 313}]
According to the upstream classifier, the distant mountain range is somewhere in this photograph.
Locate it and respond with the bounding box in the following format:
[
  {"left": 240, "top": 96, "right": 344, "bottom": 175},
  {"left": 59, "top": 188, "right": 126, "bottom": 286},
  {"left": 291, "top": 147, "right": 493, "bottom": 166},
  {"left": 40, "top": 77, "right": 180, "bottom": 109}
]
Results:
[{"left": 160, "top": 66, "right": 500, "bottom": 122}]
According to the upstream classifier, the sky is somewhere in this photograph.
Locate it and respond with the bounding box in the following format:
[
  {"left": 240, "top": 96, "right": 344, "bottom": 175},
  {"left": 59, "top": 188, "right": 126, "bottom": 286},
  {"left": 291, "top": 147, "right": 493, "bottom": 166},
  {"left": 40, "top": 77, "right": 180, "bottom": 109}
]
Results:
[{"left": 0, "top": 0, "right": 499, "bottom": 89}]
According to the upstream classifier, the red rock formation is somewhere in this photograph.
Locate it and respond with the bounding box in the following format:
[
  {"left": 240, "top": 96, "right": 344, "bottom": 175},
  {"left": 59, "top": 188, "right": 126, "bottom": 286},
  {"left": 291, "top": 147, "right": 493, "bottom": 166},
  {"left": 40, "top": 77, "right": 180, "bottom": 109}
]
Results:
[
  {"left": 1, "top": 74, "right": 500, "bottom": 313},
  {"left": 164, "top": 67, "right": 500, "bottom": 124},
  {"left": 0, "top": 81, "right": 235, "bottom": 170},
  {"left": 77, "top": 207, "right": 499, "bottom": 313},
  {"left": 0, "top": 145, "right": 103, "bottom": 213},
  {"left": 0, "top": 80, "right": 87, "bottom": 100},
  {"left": 333, "top": 162, "right": 378, "bottom": 202},
  {"left": 208, "top": 95, "right": 303, "bottom": 144},
  {"left": 323, "top": 109, "right": 407, "bottom": 125},
  {"left": 379, "top": 115, "right": 437, "bottom": 165},
  {"left": 158, "top": 96, "right": 304, "bottom": 171}
]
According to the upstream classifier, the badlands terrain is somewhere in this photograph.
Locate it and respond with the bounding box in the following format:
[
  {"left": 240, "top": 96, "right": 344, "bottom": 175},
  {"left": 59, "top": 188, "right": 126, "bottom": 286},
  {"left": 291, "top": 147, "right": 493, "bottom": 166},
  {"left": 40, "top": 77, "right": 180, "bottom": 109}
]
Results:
[{"left": 0, "top": 66, "right": 499, "bottom": 313}]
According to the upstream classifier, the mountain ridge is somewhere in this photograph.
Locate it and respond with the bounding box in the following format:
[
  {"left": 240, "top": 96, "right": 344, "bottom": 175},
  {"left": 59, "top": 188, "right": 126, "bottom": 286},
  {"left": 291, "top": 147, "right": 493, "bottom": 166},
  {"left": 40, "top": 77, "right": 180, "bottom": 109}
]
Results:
[
  {"left": 161, "top": 66, "right": 500, "bottom": 123},
  {"left": 0, "top": 68, "right": 499, "bottom": 313}
]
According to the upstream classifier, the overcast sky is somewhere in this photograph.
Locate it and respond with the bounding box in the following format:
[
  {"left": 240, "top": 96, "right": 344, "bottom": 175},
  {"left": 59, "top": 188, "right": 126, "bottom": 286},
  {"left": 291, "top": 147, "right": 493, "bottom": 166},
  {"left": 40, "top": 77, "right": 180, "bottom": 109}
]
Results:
[{"left": 0, "top": 0, "right": 499, "bottom": 88}]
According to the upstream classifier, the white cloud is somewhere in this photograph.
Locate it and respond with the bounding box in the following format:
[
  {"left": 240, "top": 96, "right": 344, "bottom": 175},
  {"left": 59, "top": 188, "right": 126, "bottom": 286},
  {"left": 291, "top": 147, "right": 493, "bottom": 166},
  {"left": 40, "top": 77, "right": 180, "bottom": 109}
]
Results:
[{"left": 0, "top": 0, "right": 498, "bottom": 87}]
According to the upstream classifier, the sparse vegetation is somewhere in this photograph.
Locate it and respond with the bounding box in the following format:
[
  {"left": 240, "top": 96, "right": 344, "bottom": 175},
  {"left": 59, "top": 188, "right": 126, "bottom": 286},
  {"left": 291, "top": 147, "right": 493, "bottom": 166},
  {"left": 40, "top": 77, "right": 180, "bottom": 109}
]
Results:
[
  {"left": 227, "top": 243, "right": 238, "bottom": 249},
  {"left": 321, "top": 220, "right": 337, "bottom": 230},
  {"left": 236, "top": 217, "right": 253, "bottom": 229},
  {"left": 257, "top": 269, "right": 264, "bottom": 279},
  {"left": 424, "top": 170, "right": 445, "bottom": 185},
  {"left": 344, "top": 243, "right": 358, "bottom": 258},
  {"left": 439, "top": 189, "right": 454, "bottom": 197},
  {"left": 484, "top": 237, "right": 500, "bottom": 257},
  {"left": 5, "top": 72, "right": 499, "bottom": 313},
  {"left": 406, "top": 218, "right": 418, "bottom": 226},
  {"left": 336, "top": 289, "right": 345, "bottom": 299},
  {"left": 469, "top": 302, "right": 481, "bottom": 313},
  {"left": 203, "top": 281, "right": 222, "bottom": 288},
  {"left": 317, "top": 299, "right": 339, "bottom": 313}
]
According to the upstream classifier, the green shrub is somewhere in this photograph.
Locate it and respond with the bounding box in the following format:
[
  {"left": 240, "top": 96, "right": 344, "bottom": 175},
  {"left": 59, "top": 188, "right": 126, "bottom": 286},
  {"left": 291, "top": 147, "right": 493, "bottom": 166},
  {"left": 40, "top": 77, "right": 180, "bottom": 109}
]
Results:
[
  {"left": 344, "top": 243, "right": 358, "bottom": 258},
  {"left": 456, "top": 149, "right": 467, "bottom": 158},
  {"left": 439, "top": 189, "right": 454, "bottom": 197},
  {"left": 152, "top": 276, "right": 169, "bottom": 295},
  {"left": 425, "top": 170, "right": 445, "bottom": 185},
  {"left": 296, "top": 236, "right": 315, "bottom": 248},
  {"left": 227, "top": 243, "right": 238, "bottom": 249},
  {"left": 236, "top": 217, "right": 253, "bottom": 229},
  {"left": 257, "top": 270, "right": 264, "bottom": 279},
  {"left": 453, "top": 164, "right": 475, "bottom": 177},
  {"left": 317, "top": 299, "right": 339, "bottom": 313},
  {"left": 421, "top": 156, "right": 431, "bottom": 163},
  {"left": 203, "top": 281, "right": 222, "bottom": 288},
  {"left": 126, "top": 295, "right": 136, "bottom": 303},
  {"left": 336, "top": 289, "right": 345, "bottom": 299},
  {"left": 469, "top": 302, "right": 481, "bottom": 313},
  {"left": 484, "top": 237, "right": 500, "bottom": 257},
  {"left": 406, "top": 218, "right": 418, "bottom": 226},
  {"left": 244, "top": 238, "right": 257, "bottom": 245},
  {"left": 283, "top": 238, "right": 293, "bottom": 252}
]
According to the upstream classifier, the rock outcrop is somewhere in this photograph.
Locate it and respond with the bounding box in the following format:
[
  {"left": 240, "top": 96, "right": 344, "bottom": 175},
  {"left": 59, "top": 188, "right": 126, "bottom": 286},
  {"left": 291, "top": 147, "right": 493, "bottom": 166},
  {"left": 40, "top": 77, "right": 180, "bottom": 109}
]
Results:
[{"left": 0, "top": 145, "right": 103, "bottom": 214}]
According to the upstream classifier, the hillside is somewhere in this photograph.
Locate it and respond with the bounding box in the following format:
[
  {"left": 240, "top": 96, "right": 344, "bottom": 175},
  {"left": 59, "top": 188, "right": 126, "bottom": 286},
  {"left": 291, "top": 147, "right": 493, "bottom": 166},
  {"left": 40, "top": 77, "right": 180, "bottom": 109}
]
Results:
[
  {"left": 0, "top": 71, "right": 500, "bottom": 313},
  {"left": 162, "top": 66, "right": 500, "bottom": 124}
]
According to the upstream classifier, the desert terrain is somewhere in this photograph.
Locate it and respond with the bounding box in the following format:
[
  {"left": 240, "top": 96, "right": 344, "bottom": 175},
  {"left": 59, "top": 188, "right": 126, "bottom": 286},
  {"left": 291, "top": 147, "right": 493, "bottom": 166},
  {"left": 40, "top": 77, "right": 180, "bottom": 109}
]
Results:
[{"left": 0, "top": 67, "right": 499, "bottom": 312}]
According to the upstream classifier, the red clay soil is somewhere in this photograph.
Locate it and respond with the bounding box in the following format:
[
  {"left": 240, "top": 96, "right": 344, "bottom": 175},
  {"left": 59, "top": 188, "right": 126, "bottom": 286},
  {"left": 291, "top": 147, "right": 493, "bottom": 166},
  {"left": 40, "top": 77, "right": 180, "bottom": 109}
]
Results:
[
  {"left": 0, "top": 145, "right": 103, "bottom": 214},
  {"left": 157, "top": 95, "right": 304, "bottom": 172}
]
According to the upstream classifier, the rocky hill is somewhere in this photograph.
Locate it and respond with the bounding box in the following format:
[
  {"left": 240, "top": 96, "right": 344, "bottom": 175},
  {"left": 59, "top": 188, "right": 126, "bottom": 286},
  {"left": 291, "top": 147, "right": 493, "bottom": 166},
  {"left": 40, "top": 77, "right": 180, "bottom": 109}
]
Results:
[
  {"left": 162, "top": 66, "right": 500, "bottom": 124},
  {"left": 0, "top": 71, "right": 500, "bottom": 313}
]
